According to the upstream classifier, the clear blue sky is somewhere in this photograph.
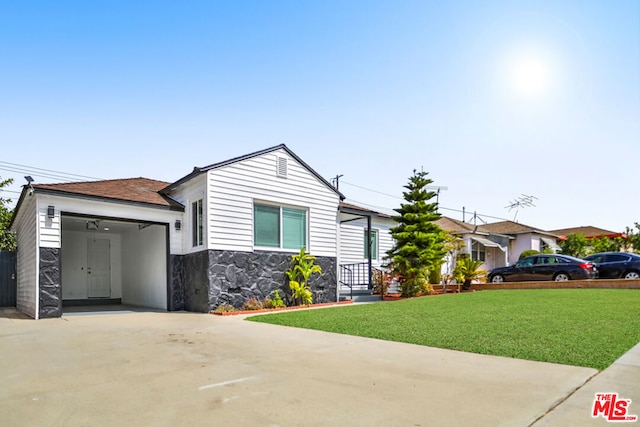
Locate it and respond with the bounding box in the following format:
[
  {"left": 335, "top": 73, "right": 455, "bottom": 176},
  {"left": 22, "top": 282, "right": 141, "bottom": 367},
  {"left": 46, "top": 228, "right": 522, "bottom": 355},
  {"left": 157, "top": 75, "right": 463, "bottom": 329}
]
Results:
[{"left": 1, "top": 0, "right": 638, "bottom": 233}]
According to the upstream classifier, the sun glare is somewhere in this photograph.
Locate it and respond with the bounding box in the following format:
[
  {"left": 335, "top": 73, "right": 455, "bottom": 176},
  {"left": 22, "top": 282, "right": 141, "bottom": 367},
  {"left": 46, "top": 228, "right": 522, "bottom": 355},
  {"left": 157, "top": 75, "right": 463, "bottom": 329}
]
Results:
[{"left": 508, "top": 55, "right": 551, "bottom": 97}]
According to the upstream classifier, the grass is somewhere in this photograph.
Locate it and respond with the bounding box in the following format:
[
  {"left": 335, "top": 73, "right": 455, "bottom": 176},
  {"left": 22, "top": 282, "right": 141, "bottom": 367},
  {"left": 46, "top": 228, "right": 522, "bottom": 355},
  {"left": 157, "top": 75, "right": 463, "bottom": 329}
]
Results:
[{"left": 248, "top": 289, "right": 640, "bottom": 370}]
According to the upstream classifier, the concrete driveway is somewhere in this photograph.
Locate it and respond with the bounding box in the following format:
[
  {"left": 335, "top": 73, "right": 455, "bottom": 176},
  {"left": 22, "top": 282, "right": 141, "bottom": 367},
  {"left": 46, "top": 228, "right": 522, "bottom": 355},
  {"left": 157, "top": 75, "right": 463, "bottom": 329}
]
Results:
[{"left": 0, "top": 307, "right": 637, "bottom": 426}]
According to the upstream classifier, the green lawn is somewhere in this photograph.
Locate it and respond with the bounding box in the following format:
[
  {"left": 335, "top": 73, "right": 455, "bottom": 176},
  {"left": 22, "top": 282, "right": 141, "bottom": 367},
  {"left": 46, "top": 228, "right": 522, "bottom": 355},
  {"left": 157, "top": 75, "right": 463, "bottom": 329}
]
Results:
[{"left": 248, "top": 289, "right": 640, "bottom": 370}]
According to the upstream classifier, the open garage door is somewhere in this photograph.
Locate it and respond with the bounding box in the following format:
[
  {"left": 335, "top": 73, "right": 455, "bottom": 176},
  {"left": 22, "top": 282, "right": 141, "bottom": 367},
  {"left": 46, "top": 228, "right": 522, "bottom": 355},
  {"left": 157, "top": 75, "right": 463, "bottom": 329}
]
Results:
[{"left": 61, "top": 215, "right": 169, "bottom": 312}]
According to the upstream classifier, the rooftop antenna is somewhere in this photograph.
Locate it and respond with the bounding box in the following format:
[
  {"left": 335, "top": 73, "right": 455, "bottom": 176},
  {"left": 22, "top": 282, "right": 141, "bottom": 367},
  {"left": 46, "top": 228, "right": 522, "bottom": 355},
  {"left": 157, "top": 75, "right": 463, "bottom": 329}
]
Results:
[{"left": 505, "top": 194, "right": 538, "bottom": 222}]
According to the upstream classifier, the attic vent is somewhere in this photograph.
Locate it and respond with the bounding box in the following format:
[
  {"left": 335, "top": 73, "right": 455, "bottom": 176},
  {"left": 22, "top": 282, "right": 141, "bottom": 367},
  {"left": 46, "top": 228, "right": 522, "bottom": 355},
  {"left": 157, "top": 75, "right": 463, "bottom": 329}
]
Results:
[{"left": 276, "top": 156, "right": 288, "bottom": 178}]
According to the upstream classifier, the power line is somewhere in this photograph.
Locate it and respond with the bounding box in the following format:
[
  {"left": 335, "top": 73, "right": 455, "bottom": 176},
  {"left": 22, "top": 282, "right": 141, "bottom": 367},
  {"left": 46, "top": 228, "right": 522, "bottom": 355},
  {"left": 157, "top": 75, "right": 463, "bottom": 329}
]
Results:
[
  {"left": 0, "top": 162, "right": 103, "bottom": 184},
  {"left": 342, "top": 180, "right": 516, "bottom": 224}
]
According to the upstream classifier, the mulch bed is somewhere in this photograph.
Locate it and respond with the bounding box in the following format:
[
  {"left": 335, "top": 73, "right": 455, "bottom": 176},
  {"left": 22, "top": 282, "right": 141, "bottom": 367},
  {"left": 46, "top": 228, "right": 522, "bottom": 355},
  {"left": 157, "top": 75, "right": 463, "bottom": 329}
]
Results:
[{"left": 211, "top": 300, "right": 353, "bottom": 316}]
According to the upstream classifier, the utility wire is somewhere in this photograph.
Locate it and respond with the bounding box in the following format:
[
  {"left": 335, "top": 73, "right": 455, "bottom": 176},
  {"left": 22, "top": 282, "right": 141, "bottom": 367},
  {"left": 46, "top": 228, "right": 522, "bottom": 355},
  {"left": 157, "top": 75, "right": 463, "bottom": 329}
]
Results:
[
  {"left": 342, "top": 179, "right": 515, "bottom": 223},
  {"left": 0, "top": 161, "right": 103, "bottom": 183}
]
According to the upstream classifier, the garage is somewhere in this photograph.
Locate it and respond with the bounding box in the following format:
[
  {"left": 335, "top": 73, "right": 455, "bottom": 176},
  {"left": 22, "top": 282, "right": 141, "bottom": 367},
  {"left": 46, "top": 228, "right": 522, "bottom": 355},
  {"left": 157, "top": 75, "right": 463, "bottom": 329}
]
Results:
[
  {"left": 61, "top": 215, "right": 169, "bottom": 312},
  {"left": 9, "top": 177, "right": 184, "bottom": 319}
]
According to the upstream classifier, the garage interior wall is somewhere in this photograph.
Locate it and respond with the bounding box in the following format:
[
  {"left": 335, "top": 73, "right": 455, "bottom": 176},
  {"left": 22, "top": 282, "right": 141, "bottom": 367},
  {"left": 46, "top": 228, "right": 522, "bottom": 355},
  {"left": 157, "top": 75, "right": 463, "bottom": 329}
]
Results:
[{"left": 61, "top": 223, "right": 167, "bottom": 310}]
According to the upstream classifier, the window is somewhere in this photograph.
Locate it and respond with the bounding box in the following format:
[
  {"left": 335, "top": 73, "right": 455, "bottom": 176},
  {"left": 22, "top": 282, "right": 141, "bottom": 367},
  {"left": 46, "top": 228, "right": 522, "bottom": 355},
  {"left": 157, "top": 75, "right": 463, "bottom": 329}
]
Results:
[
  {"left": 471, "top": 240, "right": 485, "bottom": 262},
  {"left": 364, "top": 229, "right": 378, "bottom": 260},
  {"left": 192, "top": 199, "right": 203, "bottom": 247},
  {"left": 254, "top": 204, "right": 306, "bottom": 250}
]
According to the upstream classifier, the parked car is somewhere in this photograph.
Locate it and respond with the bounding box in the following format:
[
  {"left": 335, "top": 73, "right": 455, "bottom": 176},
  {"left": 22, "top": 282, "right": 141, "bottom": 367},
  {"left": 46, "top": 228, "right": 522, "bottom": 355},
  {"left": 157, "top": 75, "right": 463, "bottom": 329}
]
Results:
[
  {"left": 583, "top": 252, "right": 640, "bottom": 279},
  {"left": 488, "top": 254, "right": 597, "bottom": 283}
]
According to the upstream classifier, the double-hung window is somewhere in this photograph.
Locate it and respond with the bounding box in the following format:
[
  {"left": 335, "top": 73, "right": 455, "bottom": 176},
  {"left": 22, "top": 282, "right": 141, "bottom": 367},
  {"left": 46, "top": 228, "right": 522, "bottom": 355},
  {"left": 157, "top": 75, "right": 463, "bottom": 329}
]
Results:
[
  {"left": 254, "top": 204, "right": 307, "bottom": 250},
  {"left": 364, "top": 229, "right": 378, "bottom": 260},
  {"left": 192, "top": 199, "right": 203, "bottom": 247},
  {"left": 471, "top": 240, "right": 485, "bottom": 262}
]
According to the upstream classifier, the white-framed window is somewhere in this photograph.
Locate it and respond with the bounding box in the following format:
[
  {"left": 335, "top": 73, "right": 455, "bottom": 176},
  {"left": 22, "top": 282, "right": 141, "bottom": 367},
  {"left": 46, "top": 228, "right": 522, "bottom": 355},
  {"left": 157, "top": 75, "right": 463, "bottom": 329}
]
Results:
[
  {"left": 364, "top": 229, "right": 378, "bottom": 260},
  {"left": 253, "top": 203, "right": 307, "bottom": 250},
  {"left": 471, "top": 240, "right": 485, "bottom": 262},
  {"left": 192, "top": 199, "right": 203, "bottom": 247}
]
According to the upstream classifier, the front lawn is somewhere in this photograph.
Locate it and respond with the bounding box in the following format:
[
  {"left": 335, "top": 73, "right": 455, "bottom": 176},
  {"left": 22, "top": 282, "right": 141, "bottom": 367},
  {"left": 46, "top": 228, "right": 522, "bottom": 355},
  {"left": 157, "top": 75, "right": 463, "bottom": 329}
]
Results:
[{"left": 248, "top": 289, "right": 640, "bottom": 370}]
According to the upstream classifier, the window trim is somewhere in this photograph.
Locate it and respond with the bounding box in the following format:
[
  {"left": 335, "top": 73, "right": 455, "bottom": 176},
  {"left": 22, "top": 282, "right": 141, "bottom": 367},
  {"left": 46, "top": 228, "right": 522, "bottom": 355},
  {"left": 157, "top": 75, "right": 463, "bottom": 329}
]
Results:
[
  {"left": 253, "top": 202, "right": 308, "bottom": 252},
  {"left": 471, "top": 240, "right": 486, "bottom": 262},
  {"left": 191, "top": 198, "right": 204, "bottom": 248},
  {"left": 364, "top": 229, "right": 378, "bottom": 260}
]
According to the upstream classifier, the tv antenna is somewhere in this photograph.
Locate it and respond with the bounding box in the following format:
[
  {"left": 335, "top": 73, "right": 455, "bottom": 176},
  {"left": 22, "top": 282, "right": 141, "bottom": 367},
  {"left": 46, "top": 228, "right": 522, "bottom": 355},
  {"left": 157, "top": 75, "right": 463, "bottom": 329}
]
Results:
[{"left": 505, "top": 194, "right": 538, "bottom": 222}]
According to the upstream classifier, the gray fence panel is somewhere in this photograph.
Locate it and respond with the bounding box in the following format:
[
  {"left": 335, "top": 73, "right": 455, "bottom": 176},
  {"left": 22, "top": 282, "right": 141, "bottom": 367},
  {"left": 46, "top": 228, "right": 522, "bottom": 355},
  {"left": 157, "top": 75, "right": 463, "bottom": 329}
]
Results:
[{"left": 0, "top": 251, "right": 17, "bottom": 307}]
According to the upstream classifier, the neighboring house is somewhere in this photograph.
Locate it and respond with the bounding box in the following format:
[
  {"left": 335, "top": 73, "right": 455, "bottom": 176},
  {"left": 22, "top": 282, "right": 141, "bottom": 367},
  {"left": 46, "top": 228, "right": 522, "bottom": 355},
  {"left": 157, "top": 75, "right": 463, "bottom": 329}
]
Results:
[
  {"left": 338, "top": 202, "right": 395, "bottom": 293},
  {"left": 434, "top": 216, "right": 510, "bottom": 273},
  {"left": 482, "top": 220, "right": 561, "bottom": 264},
  {"left": 9, "top": 145, "right": 344, "bottom": 319},
  {"left": 549, "top": 226, "right": 627, "bottom": 240}
]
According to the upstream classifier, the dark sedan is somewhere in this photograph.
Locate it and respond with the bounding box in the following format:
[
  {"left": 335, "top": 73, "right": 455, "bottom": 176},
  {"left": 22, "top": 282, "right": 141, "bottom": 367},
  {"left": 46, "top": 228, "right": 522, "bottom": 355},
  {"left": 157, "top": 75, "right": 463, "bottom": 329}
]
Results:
[
  {"left": 488, "top": 254, "right": 597, "bottom": 283},
  {"left": 584, "top": 252, "right": 640, "bottom": 279}
]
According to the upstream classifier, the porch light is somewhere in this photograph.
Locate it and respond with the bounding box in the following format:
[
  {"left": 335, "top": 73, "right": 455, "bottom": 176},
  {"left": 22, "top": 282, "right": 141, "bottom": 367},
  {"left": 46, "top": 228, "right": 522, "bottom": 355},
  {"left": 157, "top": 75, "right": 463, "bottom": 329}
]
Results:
[
  {"left": 47, "top": 206, "right": 55, "bottom": 219},
  {"left": 175, "top": 220, "right": 181, "bottom": 231}
]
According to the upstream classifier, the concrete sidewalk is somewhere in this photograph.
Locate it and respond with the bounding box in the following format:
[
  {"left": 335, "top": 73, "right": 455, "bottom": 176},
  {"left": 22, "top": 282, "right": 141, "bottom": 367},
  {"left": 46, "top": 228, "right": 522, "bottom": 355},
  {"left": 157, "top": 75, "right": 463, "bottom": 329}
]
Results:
[{"left": 0, "top": 307, "right": 637, "bottom": 426}]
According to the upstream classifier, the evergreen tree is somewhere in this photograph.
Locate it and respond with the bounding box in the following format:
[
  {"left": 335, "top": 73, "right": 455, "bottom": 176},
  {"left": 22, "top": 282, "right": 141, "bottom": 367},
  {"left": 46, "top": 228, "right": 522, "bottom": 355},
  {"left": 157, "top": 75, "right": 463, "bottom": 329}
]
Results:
[
  {"left": 386, "top": 170, "right": 446, "bottom": 297},
  {"left": 0, "top": 177, "right": 16, "bottom": 251}
]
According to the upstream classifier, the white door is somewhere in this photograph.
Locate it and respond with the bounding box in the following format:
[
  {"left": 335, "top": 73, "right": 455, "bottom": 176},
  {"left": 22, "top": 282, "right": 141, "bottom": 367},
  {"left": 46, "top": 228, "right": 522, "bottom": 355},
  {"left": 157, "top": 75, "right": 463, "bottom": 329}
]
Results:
[{"left": 87, "top": 238, "right": 111, "bottom": 298}]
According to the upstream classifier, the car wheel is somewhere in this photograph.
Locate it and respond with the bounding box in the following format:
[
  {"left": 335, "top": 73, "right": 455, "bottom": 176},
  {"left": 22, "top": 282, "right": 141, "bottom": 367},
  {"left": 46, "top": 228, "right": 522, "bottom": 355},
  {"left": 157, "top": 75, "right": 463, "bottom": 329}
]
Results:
[
  {"left": 491, "top": 274, "right": 505, "bottom": 283},
  {"left": 554, "top": 273, "right": 570, "bottom": 281},
  {"left": 623, "top": 271, "right": 640, "bottom": 280}
]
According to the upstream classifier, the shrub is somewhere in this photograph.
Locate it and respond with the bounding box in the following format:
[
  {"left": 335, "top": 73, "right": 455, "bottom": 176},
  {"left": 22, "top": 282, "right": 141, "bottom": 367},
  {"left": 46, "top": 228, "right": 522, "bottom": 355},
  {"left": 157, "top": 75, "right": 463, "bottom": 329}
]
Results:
[
  {"left": 271, "top": 290, "right": 286, "bottom": 308},
  {"left": 213, "top": 303, "right": 236, "bottom": 313},
  {"left": 241, "top": 297, "right": 264, "bottom": 311},
  {"left": 519, "top": 249, "right": 540, "bottom": 260}
]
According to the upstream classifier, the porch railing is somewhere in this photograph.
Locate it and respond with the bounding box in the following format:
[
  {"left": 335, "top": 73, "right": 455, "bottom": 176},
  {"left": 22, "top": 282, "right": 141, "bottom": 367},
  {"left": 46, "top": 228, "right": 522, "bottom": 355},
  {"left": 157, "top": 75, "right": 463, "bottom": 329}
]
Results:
[{"left": 339, "top": 263, "right": 382, "bottom": 300}]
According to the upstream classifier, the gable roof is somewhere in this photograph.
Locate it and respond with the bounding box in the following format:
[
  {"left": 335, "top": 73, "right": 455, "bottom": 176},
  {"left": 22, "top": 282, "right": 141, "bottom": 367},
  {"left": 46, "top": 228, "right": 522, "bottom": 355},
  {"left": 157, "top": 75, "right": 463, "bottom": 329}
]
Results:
[
  {"left": 482, "top": 220, "right": 559, "bottom": 237},
  {"left": 549, "top": 226, "right": 626, "bottom": 239},
  {"left": 434, "top": 216, "right": 489, "bottom": 234},
  {"left": 30, "top": 178, "right": 183, "bottom": 210},
  {"left": 162, "top": 144, "right": 344, "bottom": 199}
]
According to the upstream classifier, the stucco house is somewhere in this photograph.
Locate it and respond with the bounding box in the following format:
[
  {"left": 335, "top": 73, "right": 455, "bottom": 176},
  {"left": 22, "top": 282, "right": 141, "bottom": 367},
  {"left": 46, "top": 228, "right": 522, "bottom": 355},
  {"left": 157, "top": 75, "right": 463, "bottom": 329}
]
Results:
[
  {"left": 10, "top": 145, "right": 346, "bottom": 319},
  {"left": 434, "top": 216, "right": 510, "bottom": 273},
  {"left": 481, "top": 220, "right": 561, "bottom": 264}
]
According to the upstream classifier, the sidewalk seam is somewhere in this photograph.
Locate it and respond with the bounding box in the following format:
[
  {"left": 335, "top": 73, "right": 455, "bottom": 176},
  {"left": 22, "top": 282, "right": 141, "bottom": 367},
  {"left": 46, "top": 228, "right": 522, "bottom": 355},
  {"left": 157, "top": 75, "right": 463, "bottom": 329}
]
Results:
[{"left": 528, "top": 370, "right": 601, "bottom": 426}]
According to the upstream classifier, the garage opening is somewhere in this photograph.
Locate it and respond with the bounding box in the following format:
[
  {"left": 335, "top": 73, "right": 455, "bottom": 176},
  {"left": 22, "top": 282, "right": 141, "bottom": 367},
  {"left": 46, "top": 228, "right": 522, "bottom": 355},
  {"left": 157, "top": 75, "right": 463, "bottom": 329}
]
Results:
[{"left": 60, "top": 214, "right": 169, "bottom": 314}]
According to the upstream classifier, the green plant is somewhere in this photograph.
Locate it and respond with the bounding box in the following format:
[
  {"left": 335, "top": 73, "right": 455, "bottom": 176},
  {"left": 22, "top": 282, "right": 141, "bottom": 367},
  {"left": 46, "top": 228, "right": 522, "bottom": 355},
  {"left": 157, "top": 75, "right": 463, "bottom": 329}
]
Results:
[
  {"left": 241, "top": 297, "right": 263, "bottom": 311},
  {"left": 519, "top": 249, "right": 540, "bottom": 260},
  {"left": 453, "top": 256, "right": 487, "bottom": 290},
  {"left": 213, "top": 303, "right": 236, "bottom": 313},
  {"left": 386, "top": 170, "right": 447, "bottom": 297},
  {"left": 285, "top": 247, "right": 322, "bottom": 306},
  {"left": 0, "top": 176, "right": 16, "bottom": 251},
  {"left": 264, "top": 290, "right": 286, "bottom": 309}
]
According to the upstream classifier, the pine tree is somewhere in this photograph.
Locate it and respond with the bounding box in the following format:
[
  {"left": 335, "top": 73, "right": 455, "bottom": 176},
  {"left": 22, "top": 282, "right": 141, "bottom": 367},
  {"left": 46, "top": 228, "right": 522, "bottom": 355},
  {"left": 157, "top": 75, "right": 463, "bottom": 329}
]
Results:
[{"left": 386, "top": 170, "right": 446, "bottom": 297}]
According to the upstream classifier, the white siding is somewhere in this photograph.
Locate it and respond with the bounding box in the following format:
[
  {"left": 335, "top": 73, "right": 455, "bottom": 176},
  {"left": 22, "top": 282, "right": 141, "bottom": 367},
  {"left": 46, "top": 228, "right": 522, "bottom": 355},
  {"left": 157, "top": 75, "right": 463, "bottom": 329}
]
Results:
[
  {"left": 163, "top": 175, "right": 206, "bottom": 254},
  {"left": 36, "top": 194, "right": 183, "bottom": 254},
  {"left": 205, "top": 149, "right": 340, "bottom": 257},
  {"left": 339, "top": 216, "right": 394, "bottom": 268},
  {"left": 12, "top": 195, "right": 38, "bottom": 319},
  {"left": 510, "top": 233, "right": 535, "bottom": 264}
]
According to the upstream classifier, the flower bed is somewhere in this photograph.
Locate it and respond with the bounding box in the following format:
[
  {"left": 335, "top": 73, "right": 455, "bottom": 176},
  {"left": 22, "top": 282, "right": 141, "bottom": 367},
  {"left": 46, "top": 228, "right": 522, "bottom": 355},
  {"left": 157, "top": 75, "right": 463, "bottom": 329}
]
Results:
[{"left": 211, "top": 300, "right": 353, "bottom": 316}]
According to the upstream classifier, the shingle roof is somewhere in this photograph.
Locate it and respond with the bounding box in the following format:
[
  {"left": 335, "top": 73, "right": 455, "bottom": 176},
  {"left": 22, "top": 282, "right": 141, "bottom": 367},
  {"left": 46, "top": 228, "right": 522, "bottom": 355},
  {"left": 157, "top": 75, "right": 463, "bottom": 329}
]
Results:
[
  {"left": 434, "top": 216, "right": 489, "bottom": 234},
  {"left": 33, "top": 178, "right": 183, "bottom": 209},
  {"left": 482, "top": 220, "right": 558, "bottom": 237},
  {"left": 549, "top": 226, "right": 625, "bottom": 239}
]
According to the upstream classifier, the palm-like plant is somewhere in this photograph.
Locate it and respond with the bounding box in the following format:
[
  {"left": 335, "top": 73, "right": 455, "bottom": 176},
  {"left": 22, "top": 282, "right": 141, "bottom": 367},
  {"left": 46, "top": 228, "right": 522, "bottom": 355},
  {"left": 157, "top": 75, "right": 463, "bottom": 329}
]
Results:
[
  {"left": 286, "top": 247, "right": 322, "bottom": 305},
  {"left": 453, "top": 256, "right": 487, "bottom": 290}
]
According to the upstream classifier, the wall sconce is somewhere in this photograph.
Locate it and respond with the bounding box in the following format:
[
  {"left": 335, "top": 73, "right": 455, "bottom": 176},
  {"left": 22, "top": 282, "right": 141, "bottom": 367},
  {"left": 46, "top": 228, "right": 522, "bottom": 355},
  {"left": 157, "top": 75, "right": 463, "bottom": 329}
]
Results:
[
  {"left": 47, "top": 206, "right": 55, "bottom": 219},
  {"left": 175, "top": 220, "right": 181, "bottom": 230}
]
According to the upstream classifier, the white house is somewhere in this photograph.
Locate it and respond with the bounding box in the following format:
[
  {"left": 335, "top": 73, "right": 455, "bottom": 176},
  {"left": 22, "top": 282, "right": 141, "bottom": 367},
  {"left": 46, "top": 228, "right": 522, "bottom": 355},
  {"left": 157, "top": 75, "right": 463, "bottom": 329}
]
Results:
[
  {"left": 434, "top": 216, "right": 510, "bottom": 273},
  {"left": 9, "top": 145, "right": 344, "bottom": 319}
]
